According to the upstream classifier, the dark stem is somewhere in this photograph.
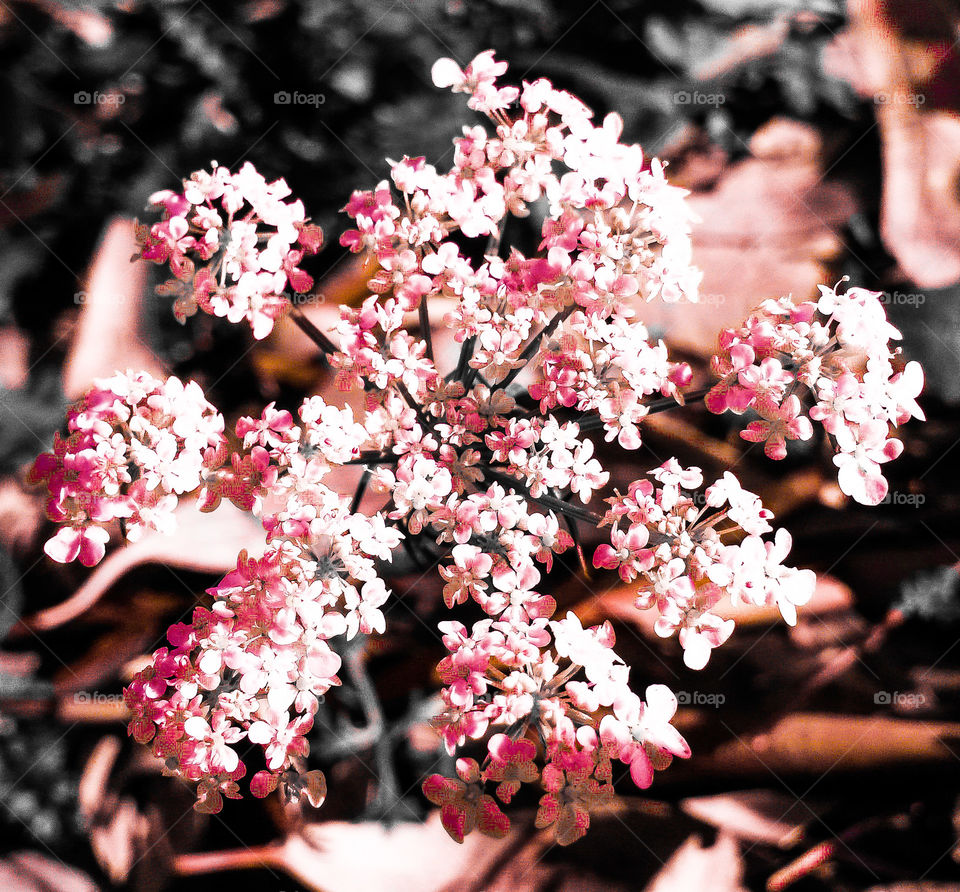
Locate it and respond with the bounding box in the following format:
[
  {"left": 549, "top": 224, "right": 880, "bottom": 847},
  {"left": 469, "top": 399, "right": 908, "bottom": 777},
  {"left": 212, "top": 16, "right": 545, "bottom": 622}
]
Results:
[
  {"left": 574, "top": 386, "right": 710, "bottom": 431},
  {"left": 495, "top": 304, "right": 575, "bottom": 392},
  {"left": 288, "top": 305, "right": 339, "bottom": 356},
  {"left": 482, "top": 467, "right": 602, "bottom": 525},
  {"left": 350, "top": 467, "right": 372, "bottom": 514},
  {"left": 553, "top": 489, "right": 590, "bottom": 576},
  {"left": 650, "top": 386, "right": 710, "bottom": 412},
  {"left": 345, "top": 452, "right": 395, "bottom": 466},
  {"left": 394, "top": 380, "right": 434, "bottom": 433},
  {"left": 450, "top": 335, "right": 476, "bottom": 384},
  {"left": 418, "top": 297, "right": 434, "bottom": 363}
]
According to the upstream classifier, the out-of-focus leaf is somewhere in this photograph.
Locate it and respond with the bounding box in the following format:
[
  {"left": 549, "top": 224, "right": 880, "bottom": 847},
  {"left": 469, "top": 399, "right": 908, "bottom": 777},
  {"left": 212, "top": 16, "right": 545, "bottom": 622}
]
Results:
[
  {"left": 643, "top": 831, "right": 746, "bottom": 892},
  {"left": 886, "top": 283, "right": 960, "bottom": 405},
  {"left": 698, "top": 0, "right": 840, "bottom": 16},
  {"left": 0, "top": 715, "right": 84, "bottom": 851},
  {"left": 172, "top": 813, "right": 519, "bottom": 892},
  {"left": 25, "top": 500, "right": 264, "bottom": 633},
  {"left": 681, "top": 790, "right": 812, "bottom": 848},
  {"left": 0, "top": 851, "right": 98, "bottom": 891},
  {"left": 90, "top": 797, "right": 150, "bottom": 886},
  {"left": 678, "top": 713, "right": 960, "bottom": 779}
]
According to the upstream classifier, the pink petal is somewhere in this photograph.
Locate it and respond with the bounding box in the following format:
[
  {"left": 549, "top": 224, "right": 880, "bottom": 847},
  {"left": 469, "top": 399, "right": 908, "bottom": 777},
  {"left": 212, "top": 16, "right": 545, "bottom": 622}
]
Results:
[{"left": 44, "top": 527, "right": 82, "bottom": 564}]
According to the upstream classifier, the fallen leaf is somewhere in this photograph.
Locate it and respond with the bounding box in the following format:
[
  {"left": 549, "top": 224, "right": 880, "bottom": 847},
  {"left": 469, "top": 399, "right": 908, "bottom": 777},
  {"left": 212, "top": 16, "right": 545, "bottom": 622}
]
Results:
[
  {"left": 681, "top": 790, "right": 811, "bottom": 848},
  {"left": 22, "top": 500, "right": 264, "bottom": 634},
  {"left": 0, "top": 851, "right": 98, "bottom": 891},
  {"left": 643, "top": 831, "right": 747, "bottom": 892},
  {"left": 172, "top": 813, "right": 521, "bottom": 892}
]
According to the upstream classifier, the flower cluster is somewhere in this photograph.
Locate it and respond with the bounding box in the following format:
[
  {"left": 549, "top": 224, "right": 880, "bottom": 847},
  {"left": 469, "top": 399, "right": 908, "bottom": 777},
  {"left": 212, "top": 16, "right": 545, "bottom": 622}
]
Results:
[
  {"left": 707, "top": 284, "right": 924, "bottom": 505},
  {"left": 33, "top": 52, "right": 924, "bottom": 843},
  {"left": 424, "top": 614, "right": 690, "bottom": 845},
  {"left": 338, "top": 50, "right": 698, "bottom": 452},
  {"left": 595, "top": 461, "right": 815, "bottom": 669},
  {"left": 125, "top": 395, "right": 399, "bottom": 809},
  {"left": 137, "top": 162, "right": 323, "bottom": 339},
  {"left": 124, "top": 547, "right": 335, "bottom": 814},
  {"left": 30, "top": 372, "right": 226, "bottom": 566}
]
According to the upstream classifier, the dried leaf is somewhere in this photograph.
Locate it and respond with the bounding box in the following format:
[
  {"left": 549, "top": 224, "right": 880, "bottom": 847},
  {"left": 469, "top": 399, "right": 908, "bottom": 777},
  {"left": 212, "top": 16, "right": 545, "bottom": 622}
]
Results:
[
  {"left": 643, "top": 831, "right": 747, "bottom": 892},
  {"left": 681, "top": 790, "right": 811, "bottom": 848},
  {"left": 174, "top": 813, "right": 518, "bottom": 892},
  {"left": 24, "top": 500, "right": 264, "bottom": 633},
  {"left": 0, "top": 851, "right": 98, "bottom": 891}
]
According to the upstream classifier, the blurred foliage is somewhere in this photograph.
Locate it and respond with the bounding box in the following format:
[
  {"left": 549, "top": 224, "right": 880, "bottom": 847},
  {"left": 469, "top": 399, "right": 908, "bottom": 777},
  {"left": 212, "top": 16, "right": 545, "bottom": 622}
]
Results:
[
  {"left": 0, "top": 545, "right": 25, "bottom": 643},
  {"left": 0, "top": 713, "right": 84, "bottom": 852},
  {"left": 894, "top": 565, "right": 960, "bottom": 624}
]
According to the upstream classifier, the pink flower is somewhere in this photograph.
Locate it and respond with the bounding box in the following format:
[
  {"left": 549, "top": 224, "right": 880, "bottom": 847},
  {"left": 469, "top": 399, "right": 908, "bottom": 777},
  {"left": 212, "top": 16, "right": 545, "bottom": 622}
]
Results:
[
  {"left": 535, "top": 751, "right": 613, "bottom": 846},
  {"left": 423, "top": 758, "right": 510, "bottom": 843},
  {"left": 708, "top": 284, "right": 921, "bottom": 503},
  {"left": 600, "top": 685, "right": 690, "bottom": 788},
  {"left": 741, "top": 394, "right": 814, "bottom": 459},
  {"left": 593, "top": 525, "right": 652, "bottom": 582},
  {"left": 43, "top": 524, "right": 110, "bottom": 567},
  {"left": 52, "top": 53, "right": 921, "bottom": 839},
  {"left": 183, "top": 713, "right": 244, "bottom": 774},
  {"left": 484, "top": 734, "right": 538, "bottom": 803},
  {"left": 247, "top": 710, "right": 313, "bottom": 771}
]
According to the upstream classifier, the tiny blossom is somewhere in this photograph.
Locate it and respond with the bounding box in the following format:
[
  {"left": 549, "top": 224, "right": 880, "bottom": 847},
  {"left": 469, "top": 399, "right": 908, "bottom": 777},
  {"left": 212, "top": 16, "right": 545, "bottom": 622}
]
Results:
[
  {"left": 29, "top": 52, "right": 922, "bottom": 838},
  {"left": 124, "top": 544, "right": 349, "bottom": 810},
  {"left": 594, "top": 460, "right": 809, "bottom": 669},
  {"left": 423, "top": 758, "right": 510, "bottom": 843},
  {"left": 600, "top": 684, "right": 690, "bottom": 789},
  {"left": 138, "top": 162, "right": 323, "bottom": 339},
  {"left": 707, "top": 282, "right": 924, "bottom": 505},
  {"left": 30, "top": 371, "right": 227, "bottom": 566}
]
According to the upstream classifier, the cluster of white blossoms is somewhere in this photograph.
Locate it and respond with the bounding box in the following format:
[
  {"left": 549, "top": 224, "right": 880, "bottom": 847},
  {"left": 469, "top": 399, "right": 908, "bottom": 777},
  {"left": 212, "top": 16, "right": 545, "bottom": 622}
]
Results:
[{"left": 32, "top": 52, "right": 922, "bottom": 845}]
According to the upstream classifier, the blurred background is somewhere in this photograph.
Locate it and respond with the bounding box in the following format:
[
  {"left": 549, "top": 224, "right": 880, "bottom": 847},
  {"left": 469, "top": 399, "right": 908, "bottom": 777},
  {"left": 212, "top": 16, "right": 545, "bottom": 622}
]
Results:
[{"left": 1, "top": 0, "right": 960, "bottom": 889}]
